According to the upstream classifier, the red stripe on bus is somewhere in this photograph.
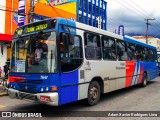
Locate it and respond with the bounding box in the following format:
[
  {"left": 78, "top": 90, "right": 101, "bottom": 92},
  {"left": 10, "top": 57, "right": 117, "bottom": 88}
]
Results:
[{"left": 125, "top": 61, "right": 136, "bottom": 87}]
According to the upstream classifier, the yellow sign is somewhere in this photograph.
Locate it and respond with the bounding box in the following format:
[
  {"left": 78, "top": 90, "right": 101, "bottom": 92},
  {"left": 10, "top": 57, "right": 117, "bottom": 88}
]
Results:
[
  {"left": 17, "top": 29, "right": 23, "bottom": 35},
  {"left": 26, "top": 24, "right": 48, "bottom": 33}
]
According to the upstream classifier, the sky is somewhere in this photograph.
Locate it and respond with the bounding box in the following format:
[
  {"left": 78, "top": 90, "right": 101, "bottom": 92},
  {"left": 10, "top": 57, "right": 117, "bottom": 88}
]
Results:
[{"left": 105, "top": 0, "right": 160, "bottom": 37}]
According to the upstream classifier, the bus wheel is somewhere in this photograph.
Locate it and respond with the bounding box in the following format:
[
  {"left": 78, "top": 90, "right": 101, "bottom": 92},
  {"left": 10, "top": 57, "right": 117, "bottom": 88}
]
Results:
[
  {"left": 141, "top": 73, "right": 147, "bottom": 87},
  {"left": 87, "top": 81, "right": 100, "bottom": 106}
]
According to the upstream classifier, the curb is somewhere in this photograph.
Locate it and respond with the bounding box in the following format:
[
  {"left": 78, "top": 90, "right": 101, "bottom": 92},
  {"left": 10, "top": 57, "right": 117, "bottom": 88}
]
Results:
[
  {"left": 0, "top": 88, "right": 8, "bottom": 97},
  {"left": 0, "top": 92, "right": 8, "bottom": 97}
]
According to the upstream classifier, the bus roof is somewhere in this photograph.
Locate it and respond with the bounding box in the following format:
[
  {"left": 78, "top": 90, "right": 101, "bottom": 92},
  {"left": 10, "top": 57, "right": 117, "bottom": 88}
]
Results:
[{"left": 124, "top": 35, "right": 156, "bottom": 49}]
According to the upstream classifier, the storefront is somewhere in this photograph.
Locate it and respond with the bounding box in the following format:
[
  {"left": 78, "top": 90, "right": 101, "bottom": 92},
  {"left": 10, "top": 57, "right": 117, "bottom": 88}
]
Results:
[{"left": 0, "top": 33, "right": 12, "bottom": 76}]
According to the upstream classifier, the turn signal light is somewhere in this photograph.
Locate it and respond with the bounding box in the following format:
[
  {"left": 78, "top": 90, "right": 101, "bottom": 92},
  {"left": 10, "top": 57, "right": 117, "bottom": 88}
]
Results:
[{"left": 51, "top": 86, "right": 57, "bottom": 91}]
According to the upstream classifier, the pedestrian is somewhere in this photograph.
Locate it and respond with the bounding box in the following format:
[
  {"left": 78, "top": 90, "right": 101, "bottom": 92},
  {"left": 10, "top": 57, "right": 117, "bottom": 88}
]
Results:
[
  {"left": 3, "top": 62, "right": 8, "bottom": 78},
  {"left": 0, "top": 66, "right": 2, "bottom": 77}
]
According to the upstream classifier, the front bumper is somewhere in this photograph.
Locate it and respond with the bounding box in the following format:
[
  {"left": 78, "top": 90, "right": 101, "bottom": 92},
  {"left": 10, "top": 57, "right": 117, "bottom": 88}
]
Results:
[{"left": 8, "top": 88, "right": 58, "bottom": 106}]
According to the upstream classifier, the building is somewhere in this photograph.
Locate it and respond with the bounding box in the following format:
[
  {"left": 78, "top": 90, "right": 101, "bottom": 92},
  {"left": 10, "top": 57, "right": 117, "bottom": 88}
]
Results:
[
  {"left": 38, "top": 0, "right": 107, "bottom": 30},
  {"left": 0, "top": 1, "right": 13, "bottom": 76},
  {"left": 132, "top": 36, "right": 160, "bottom": 51},
  {"left": 77, "top": 0, "right": 107, "bottom": 30}
]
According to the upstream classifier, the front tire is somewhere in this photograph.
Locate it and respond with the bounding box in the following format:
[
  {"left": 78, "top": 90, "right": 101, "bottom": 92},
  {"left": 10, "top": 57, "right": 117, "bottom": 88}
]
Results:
[{"left": 87, "top": 81, "right": 100, "bottom": 106}]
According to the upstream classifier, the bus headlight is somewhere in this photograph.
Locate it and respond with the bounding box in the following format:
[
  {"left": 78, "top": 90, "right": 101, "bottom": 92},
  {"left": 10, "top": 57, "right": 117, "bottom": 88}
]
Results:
[
  {"left": 45, "top": 87, "right": 49, "bottom": 91},
  {"left": 40, "top": 87, "right": 44, "bottom": 92}
]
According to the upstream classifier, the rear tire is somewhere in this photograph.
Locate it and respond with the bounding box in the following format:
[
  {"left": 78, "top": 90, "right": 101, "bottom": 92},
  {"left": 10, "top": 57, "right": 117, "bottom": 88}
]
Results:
[
  {"left": 141, "top": 73, "right": 147, "bottom": 87},
  {"left": 87, "top": 81, "right": 100, "bottom": 106}
]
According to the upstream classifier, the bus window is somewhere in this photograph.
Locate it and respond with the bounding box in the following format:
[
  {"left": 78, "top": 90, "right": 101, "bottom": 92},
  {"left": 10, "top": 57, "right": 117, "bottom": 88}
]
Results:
[
  {"left": 102, "top": 36, "right": 116, "bottom": 60},
  {"left": 153, "top": 49, "right": 157, "bottom": 62},
  {"left": 127, "top": 42, "right": 136, "bottom": 61},
  {"left": 135, "top": 45, "right": 143, "bottom": 61},
  {"left": 143, "top": 47, "right": 149, "bottom": 61},
  {"left": 84, "top": 32, "right": 101, "bottom": 60},
  {"left": 148, "top": 49, "right": 154, "bottom": 62},
  {"left": 60, "top": 33, "right": 83, "bottom": 72},
  {"left": 116, "top": 40, "right": 128, "bottom": 61}
]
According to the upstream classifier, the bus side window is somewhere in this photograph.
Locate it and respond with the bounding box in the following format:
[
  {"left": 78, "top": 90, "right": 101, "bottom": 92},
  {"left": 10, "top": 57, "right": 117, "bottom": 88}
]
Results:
[
  {"left": 143, "top": 47, "right": 149, "bottom": 61},
  {"left": 60, "top": 33, "right": 83, "bottom": 72},
  {"left": 148, "top": 49, "right": 157, "bottom": 62},
  {"left": 153, "top": 49, "right": 157, "bottom": 62},
  {"left": 102, "top": 36, "right": 116, "bottom": 60},
  {"left": 116, "top": 40, "right": 128, "bottom": 61},
  {"left": 148, "top": 49, "right": 154, "bottom": 62},
  {"left": 135, "top": 45, "right": 143, "bottom": 61},
  {"left": 84, "top": 32, "right": 101, "bottom": 60},
  {"left": 127, "top": 42, "right": 136, "bottom": 61}
]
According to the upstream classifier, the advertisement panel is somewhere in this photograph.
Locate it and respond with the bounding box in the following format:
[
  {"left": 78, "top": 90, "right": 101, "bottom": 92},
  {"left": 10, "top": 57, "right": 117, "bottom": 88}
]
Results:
[
  {"left": 17, "top": 0, "right": 26, "bottom": 26},
  {"left": 49, "top": 0, "right": 77, "bottom": 6},
  {"left": 39, "top": 0, "right": 77, "bottom": 6}
]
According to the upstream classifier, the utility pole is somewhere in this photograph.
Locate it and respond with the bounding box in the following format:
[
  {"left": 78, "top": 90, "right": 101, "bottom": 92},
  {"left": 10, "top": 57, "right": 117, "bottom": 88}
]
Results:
[
  {"left": 28, "top": 0, "right": 35, "bottom": 23},
  {"left": 145, "top": 18, "right": 155, "bottom": 44}
]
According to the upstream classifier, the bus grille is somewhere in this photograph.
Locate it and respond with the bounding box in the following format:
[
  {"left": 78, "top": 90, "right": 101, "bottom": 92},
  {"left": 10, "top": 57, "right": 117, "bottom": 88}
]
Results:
[
  {"left": 18, "top": 92, "right": 36, "bottom": 101},
  {"left": 27, "top": 80, "right": 43, "bottom": 84},
  {"left": 18, "top": 84, "right": 37, "bottom": 93}
]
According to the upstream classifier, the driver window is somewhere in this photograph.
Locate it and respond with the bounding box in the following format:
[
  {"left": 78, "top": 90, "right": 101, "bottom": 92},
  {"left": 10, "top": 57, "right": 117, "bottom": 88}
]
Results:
[{"left": 60, "top": 33, "right": 83, "bottom": 72}]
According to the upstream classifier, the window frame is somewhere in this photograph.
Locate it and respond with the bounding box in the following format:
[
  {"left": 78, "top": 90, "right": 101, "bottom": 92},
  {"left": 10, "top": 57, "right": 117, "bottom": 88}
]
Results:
[
  {"left": 101, "top": 35, "right": 117, "bottom": 61},
  {"left": 84, "top": 32, "right": 102, "bottom": 60},
  {"left": 116, "top": 39, "right": 128, "bottom": 61},
  {"left": 59, "top": 32, "right": 83, "bottom": 73}
]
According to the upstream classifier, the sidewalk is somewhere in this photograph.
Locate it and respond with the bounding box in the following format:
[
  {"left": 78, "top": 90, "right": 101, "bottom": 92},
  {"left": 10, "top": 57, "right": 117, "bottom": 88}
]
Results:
[{"left": 0, "top": 77, "right": 8, "bottom": 97}]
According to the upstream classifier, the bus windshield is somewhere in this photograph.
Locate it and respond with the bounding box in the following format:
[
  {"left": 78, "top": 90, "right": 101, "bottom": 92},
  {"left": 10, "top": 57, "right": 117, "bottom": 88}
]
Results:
[{"left": 10, "top": 32, "right": 57, "bottom": 73}]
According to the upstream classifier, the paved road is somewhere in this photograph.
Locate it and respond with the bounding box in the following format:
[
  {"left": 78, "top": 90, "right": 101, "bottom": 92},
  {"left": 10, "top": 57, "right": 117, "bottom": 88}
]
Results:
[{"left": 0, "top": 77, "right": 160, "bottom": 119}]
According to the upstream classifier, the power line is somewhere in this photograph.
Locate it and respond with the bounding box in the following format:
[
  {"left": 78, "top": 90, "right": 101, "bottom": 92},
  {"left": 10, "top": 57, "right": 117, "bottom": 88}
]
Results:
[
  {"left": 121, "top": 0, "right": 160, "bottom": 30},
  {"left": 5, "top": 0, "right": 66, "bottom": 19},
  {"left": 113, "top": 0, "right": 145, "bottom": 19},
  {"left": 108, "top": 16, "right": 138, "bottom": 33},
  {"left": 112, "top": 0, "right": 160, "bottom": 35},
  {"left": 129, "top": 0, "right": 151, "bottom": 17},
  {"left": 0, "top": 3, "right": 61, "bottom": 18},
  {"left": 0, "top": 8, "right": 27, "bottom": 16},
  {"left": 121, "top": 0, "right": 149, "bottom": 18}
]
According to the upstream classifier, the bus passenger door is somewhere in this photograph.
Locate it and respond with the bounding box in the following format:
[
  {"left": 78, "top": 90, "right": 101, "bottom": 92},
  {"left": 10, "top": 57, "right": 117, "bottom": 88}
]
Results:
[{"left": 59, "top": 32, "right": 84, "bottom": 105}]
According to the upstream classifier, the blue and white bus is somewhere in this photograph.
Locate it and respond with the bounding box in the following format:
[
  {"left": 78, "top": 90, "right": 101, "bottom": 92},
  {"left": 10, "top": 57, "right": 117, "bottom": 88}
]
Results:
[{"left": 8, "top": 18, "right": 159, "bottom": 106}]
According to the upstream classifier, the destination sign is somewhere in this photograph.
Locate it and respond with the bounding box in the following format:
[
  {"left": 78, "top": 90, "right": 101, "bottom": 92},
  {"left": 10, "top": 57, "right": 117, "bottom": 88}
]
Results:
[
  {"left": 15, "top": 19, "right": 56, "bottom": 35},
  {"left": 26, "top": 24, "right": 48, "bottom": 33}
]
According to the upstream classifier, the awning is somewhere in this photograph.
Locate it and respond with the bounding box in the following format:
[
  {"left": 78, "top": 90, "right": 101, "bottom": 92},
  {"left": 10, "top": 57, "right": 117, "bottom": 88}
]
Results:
[{"left": 0, "top": 33, "right": 12, "bottom": 42}]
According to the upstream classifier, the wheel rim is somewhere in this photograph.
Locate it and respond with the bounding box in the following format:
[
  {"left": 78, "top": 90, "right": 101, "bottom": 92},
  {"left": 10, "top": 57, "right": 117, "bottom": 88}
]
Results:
[
  {"left": 144, "top": 78, "right": 147, "bottom": 86},
  {"left": 90, "top": 86, "right": 98, "bottom": 101},
  {"left": 143, "top": 74, "right": 147, "bottom": 86}
]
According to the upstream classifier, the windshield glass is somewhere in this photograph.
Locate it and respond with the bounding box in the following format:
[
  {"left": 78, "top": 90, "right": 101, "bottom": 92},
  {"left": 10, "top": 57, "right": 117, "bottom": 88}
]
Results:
[{"left": 10, "top": 32, "right": 57, "bottom": 73}]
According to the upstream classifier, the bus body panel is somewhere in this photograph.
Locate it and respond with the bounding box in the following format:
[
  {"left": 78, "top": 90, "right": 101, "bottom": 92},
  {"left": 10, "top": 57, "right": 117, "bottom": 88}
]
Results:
[
  {"left": 76, "top": 28, "right": 89, "bottom": 100},
  {"left": 143, "top": 62, "right": 158, "bottom": 80},
  {"left": 59, "top": 71, "right": 79, "bottom": 105},
  {"left": 9, "top": 73, "right": 60, "bottom": 93}
]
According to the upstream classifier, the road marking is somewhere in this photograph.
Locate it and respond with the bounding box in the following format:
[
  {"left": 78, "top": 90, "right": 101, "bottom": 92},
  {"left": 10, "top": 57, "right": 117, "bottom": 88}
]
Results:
[{"left": 0, "top": 105, "right": 6, "bottom": 108}]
